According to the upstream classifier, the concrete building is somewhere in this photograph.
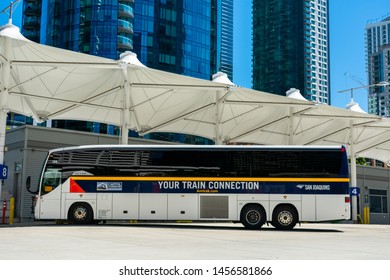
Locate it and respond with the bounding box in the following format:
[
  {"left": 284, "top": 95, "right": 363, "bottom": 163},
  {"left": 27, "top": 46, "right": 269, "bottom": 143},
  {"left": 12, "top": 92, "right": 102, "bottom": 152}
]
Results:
[
  {"left": 252, "top": 0, "right": 330, "bottom": 104},
  {"left": 2, "top": 125, "right": 389, "bottom": 224},
  {"left": 356, "top": 164, "right": 389, "bottom": 224}
]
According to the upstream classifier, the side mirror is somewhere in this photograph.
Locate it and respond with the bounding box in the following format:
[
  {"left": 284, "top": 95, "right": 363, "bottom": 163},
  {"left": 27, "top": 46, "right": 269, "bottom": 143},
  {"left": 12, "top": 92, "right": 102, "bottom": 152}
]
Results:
[
  {"left": 26, "top": 176, "right": 37, "bottom": 194},
  {"left": 26, "top": 176, "right": 31, "bottom": 190}
]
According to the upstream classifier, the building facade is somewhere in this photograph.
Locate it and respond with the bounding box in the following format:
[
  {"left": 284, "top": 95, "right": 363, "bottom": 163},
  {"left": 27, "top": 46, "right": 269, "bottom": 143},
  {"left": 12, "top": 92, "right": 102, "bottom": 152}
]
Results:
[
  {"left": 252, "top": 0, "right": 330, "bottom": 104},
  {"left": 20, "top": 0, "right": 135, "bottom": 135},
  {"left": 366, "top": 16, "right": 390, "bottom": 117},
  {"left": 22, "top": 0, "right": 232, "bottom": 80},
  {"left": 23, "top": 0, "right": 134, "bottom": 58},
  {"left": 219, "top": 0, "right": 233, "bottom": 81},
  {"left": 132, "top": 0, "right": 232, "bottom": 80}
]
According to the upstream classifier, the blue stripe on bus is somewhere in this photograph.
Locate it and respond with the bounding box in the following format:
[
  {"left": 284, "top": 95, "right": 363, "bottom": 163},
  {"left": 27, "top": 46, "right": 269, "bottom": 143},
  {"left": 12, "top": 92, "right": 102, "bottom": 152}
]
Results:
[{"left": 70, "top": 178, "right": 349, "bottom": 195}]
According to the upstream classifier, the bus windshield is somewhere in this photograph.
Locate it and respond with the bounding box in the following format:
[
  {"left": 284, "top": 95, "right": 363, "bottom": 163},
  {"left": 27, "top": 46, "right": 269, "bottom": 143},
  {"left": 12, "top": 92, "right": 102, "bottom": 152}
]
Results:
[{"left": 41, "top": 168, "right": 62, "bottom": 195}]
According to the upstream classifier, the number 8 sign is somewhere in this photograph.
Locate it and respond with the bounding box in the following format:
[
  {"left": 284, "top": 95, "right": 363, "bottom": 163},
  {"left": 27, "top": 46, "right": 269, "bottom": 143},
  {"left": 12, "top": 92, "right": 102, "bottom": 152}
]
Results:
[{"left": 0, "top": 164, "right": 8, "bottom": 179}]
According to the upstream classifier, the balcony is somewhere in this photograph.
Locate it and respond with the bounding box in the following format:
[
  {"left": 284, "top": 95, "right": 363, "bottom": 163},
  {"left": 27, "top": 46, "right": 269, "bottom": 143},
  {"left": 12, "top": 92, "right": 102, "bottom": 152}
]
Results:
[
  {"left": 118, "top": 3, "right": 134, "bottom": 18},
  {"left": 24, "top": 3, "right": 41, "bottom": 16},
  {"left": 117, "top": 35, "right": 133, "bottom": 50},
  {"left": 23, "top": 16, "right": 40, "bottom": 28},
  {"left": 118, "top": 19, "right": 133, "bottom": 34}
]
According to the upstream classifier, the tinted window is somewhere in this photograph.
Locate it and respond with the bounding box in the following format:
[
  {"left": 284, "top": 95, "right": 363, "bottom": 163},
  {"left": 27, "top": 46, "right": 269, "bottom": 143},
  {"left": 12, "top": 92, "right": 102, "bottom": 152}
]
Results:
[
  {"left": 49, "top": 150, "right": 111, "bottom": 180},
  {"left": 50, "top": 148, "right": 344, "bottom": 179},
  {"left": 251, "top": 150, "right": 343, "bottom": 177},
  {"left": 138, "top": 150, "right": 230, "bottom": 177}
]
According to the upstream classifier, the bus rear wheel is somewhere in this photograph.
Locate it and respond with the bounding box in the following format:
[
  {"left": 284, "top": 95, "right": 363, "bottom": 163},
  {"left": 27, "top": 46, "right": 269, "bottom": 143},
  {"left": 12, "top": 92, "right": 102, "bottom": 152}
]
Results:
[
  {"left": 68, "top": 202, "right": 93, "bottom": 224},
  {"left": 241, "top": 205, "right": 266, "bottom": 230},
  {"left": 272, "top": 205, "right": 297, "bottom": 230}
]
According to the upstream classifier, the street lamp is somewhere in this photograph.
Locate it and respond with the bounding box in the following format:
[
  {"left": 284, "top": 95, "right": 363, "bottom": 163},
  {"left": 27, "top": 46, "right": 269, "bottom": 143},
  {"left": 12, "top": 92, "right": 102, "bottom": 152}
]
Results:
[{"left": 337, "top": 81, "right": 390, "bottom": 100}]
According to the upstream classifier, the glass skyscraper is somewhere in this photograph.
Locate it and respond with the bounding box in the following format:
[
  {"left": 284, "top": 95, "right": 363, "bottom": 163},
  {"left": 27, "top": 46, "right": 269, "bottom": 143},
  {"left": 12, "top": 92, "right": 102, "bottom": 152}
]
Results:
[
  {"left": 20, "top": 0, "right": 134, "bottom": 134},
  {"left": 23, "top": 0, "right": 134, "bottom": 59},
  {"left": 366, "top": 16, "right": 390, "bottom": 117},
  {"left": 219, "top": 0, "right": 233, "bottom": 81},
  {"left": 22, "top": 0, "right": 232, "bottom": 80},
  {"left": 133, "top": 0, "right": 229, "bottom": 80},
  {"left": 18, "top": 0, "right": 232, "bottom": 143},
  {"left": 252, "top": 0, "right": 330, "bottom": 104}
]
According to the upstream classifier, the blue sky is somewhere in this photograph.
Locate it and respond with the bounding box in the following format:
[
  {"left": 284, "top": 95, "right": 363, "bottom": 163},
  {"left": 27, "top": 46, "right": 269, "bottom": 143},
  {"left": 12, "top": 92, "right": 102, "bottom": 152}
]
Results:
[{"left": 1, "top": 0, "right": 389, "bottom": 111}]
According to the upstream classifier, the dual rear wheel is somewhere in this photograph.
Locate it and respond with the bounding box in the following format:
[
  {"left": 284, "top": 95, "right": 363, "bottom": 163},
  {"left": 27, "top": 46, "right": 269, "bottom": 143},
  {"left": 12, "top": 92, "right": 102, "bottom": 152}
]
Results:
[
  {"left": 272, "top": 205, "right": 298, "bottom": 230},
  {"left": 241, "top": 204, "right": 298, "bottom": 230}
]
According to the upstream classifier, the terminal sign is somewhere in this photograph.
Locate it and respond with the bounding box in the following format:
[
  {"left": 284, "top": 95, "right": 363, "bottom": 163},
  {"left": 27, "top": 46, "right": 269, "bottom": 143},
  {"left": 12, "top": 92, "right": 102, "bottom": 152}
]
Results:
[
  {"left": 350, "top": 187, "right": 360, "bottom": 196},
  {"left": 0, "top": 164, "right": 8, "bottom": 179}
]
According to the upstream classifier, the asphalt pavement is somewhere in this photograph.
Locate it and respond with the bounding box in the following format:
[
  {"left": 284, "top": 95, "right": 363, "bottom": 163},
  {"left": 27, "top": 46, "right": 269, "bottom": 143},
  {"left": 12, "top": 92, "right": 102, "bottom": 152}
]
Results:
[{"left": 0, "top": 221, "right": 389, "bottom": 260}]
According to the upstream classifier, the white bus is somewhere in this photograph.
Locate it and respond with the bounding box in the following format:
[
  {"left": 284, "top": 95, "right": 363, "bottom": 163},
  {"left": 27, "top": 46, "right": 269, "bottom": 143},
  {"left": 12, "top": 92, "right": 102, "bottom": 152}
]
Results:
[{"left": 31, "top": 145, "right": 351, "bottom": 230}]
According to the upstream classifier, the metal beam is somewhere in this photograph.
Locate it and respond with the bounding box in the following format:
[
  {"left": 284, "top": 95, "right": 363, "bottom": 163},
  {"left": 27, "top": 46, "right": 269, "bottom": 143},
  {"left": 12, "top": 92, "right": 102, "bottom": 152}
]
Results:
[
  {"left": 139, "top": 103, "right": 216, "bottom": 135},
  {"left": 11, "top": 60, "right": 120, "bottom": 68}
]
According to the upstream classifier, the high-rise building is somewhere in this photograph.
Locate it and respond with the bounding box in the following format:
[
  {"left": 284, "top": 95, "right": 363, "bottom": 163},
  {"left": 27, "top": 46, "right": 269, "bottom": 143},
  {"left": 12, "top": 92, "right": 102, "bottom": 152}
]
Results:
[
  {"left": 219, "top": 0, "right": 233, "bottom": 81},
  {"left": 18, "top": 0, "right": 232, "bottom": 143},
  {"left": 20, "top": 0, "right": 135, "bottom": 134},
  {"left": 252, "top": 0, "right": 330, "bottom": 104},
  {"left": 21, "top": 0, "right": 232, "bottom": 83},
  {"left": 21, "top": 0, "right": 41, "bottom": 42},
  {"left": 23, "top": 0, "right": 134, "bottom": 59},
  {"left": 366, "top": 16, "right": 390, "bottom": 117},
  {"left": 132, "top": 0, "right": 231, "bottom": 80}
]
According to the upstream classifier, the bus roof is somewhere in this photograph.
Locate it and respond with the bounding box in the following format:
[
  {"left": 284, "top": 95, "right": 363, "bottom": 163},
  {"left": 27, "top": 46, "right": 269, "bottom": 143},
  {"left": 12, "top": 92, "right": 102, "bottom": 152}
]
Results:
[{"left": 48, "top": 144, "right": 345, "bottom": 153}]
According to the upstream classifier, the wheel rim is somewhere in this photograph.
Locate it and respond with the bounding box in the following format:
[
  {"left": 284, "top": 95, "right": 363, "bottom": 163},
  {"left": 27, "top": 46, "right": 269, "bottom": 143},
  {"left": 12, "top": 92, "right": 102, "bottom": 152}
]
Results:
[
  {"left": 246, "top": 210, "right": 260, "bottom": 225},
  {"left": 73, "top": 206, "right": 88, "bottom": 221},
  {"left": 277, "top": 210, "right": 293, "bottom": 226}
]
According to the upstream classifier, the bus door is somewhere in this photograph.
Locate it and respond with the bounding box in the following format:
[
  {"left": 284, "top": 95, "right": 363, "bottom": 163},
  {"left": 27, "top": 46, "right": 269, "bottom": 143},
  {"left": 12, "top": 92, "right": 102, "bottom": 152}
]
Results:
[{"left": 36, "top": 168, "right": 62, "bottom": 220}]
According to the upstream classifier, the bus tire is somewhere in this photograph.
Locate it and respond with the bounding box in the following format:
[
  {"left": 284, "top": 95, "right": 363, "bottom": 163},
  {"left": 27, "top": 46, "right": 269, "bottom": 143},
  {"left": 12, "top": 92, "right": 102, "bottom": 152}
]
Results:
[
  {"left": 68, "top": 202, "right": 94, "bottom": 224},
  {"left": 241, "top": 205, "right": 266, "bottom": 230},
  {"left": 272, "top": 205, "right": 298, "bottom": 230}
]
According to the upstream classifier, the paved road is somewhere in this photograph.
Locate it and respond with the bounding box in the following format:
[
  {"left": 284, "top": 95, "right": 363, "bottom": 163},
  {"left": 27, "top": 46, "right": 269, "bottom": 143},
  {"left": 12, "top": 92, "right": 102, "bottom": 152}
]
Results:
[{"left": 0, "top": 222, "right": 389, "bottom": 260}]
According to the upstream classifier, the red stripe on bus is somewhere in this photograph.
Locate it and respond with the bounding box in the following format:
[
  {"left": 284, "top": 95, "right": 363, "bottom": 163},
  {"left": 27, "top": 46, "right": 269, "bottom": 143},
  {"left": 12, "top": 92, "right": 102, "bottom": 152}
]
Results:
[{"left": 70, "top": 178, "right": 86, "bottom": 193}]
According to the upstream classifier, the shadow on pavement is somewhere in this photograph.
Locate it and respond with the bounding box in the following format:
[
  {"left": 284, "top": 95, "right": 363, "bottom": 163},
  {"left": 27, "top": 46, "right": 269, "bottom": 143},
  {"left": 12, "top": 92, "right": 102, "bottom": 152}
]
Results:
[{"left": 1, "top": 220, "right": 343, "bottom": 233}]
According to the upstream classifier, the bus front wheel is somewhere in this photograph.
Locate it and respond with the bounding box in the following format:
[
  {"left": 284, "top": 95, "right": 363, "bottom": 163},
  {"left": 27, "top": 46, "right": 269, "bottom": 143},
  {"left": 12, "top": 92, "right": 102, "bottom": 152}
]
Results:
[
  {"left": 241, "top": 205, "right": 266, "bottom": 230},
  {"left": 68, "top": 202, "right": 93, "bottom": 224},
  {"left": 272, "top": 205, "right": 298, "bottom": 230}
]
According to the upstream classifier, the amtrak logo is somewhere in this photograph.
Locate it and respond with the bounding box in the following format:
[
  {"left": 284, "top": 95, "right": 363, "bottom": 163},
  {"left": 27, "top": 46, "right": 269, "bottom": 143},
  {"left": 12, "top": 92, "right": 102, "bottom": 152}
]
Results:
[{"left": 97, "top": 182, "right": 123, "bottom": 191}]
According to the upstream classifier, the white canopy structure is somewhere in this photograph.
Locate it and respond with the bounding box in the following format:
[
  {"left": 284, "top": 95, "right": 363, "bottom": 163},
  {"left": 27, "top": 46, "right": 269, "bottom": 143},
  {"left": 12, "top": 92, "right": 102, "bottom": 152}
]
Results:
[
  {"left": 1, "top": 22, "right": 390, "bottom": 221},
  {"left": 346, "top": 98, "right": 367, "bottom": 114}
]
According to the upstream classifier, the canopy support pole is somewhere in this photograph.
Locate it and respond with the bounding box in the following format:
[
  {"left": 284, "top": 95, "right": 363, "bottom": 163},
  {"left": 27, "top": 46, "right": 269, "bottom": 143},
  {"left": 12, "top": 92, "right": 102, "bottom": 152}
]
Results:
[
  {"left": 0, "top": 36, "right": 11, "bottom": 200},
  {"left": 120, "top": 66, "right": 130, "bottom": 145},
  {"left": 288, "top": 107, "right": 294, "bottom": 145},
  {"left": 350, "top": 121, "right": 358, "bottom": 223},
  {"left": 215, "top": 91, "right": 223, "bottom": 145}
]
